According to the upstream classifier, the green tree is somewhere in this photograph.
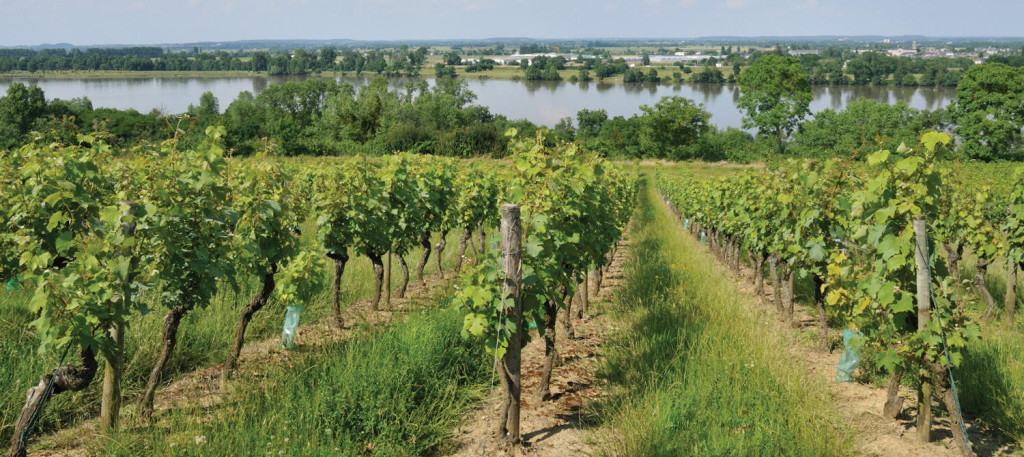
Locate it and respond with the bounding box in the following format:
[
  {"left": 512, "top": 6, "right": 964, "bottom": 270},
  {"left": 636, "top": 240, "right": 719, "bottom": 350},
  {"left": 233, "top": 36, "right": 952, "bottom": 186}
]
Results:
[
  {"left": 792, "top": 99, "right": 945, "bottom": 158},
  {"left": 692, "top": 67, "right": 724, "bottom": 83},
  {"left": 250, "top": 52, "right": 269, "bottom": 72},
  {"left": 900, "top": 72, "right": 918, "bottom": 86},
  {"left": 365, "top": 50, "right": 387, "bottom": 74},
  {"left": 542, "top": 64, "right": 561, "bottom": 81},
  {"left": 319, "top": 47, "right": 337, "bottom": 70},
  {"left": 950, "top": 63, "right": 1024, "bottom": 161},
  {"left": 410, "top": 46, "right": 429, "bottom": 69},
  {"left": 443, "top": 50, "right": 462, "bottom": 66},
  {"left": 222, "top": 91, "right": 265, "bottom": 154},
  {"left": 434, "top": 62, "right": 457, "bottom": 79},
  {"left": 317, "top": 78, "right": 398, "bottom": 146},
  {"left": 623, "top": 68, "right": 644, "bottom": 83},
  {"left": 641, "top": 51, "right": 650, "bottom": 66},
  {"left": 554, "top": 117, "right": 575, "bottom": 142},
  {"left": 646, "top": 68, "right": 661, "bottom": 83},
  {"left": 188, "top": 91, "right": 220, "bottom": 118},
  {"left": 576, "top": 108, "right": 607, "bottom": 140},
  {"left": 736, "top": 55, "right": 812, "bottom": 154},
  {"left": 637, "top": 96, "right": 711, "bottom": 159},
  {"left": 340, "top": 49, "right": 365, "bottom": 74},
  {"left": 249, "top": 79, "right": 341, "bottom": 155},
  {"left": 0, "top": 82, "right": 47, "bottom": 147}
]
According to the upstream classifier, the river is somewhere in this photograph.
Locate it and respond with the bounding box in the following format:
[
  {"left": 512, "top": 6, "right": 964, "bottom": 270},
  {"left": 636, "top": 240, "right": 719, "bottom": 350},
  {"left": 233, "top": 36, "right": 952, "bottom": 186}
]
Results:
[{"left": 0, "top": 75, "right": 956, "bottom": 129}]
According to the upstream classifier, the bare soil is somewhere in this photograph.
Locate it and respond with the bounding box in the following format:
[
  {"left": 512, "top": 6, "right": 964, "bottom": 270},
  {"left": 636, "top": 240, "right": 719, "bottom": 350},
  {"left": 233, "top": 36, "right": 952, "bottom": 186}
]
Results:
[{"left": 449, "top": 234, "right": 632, "bottom": 457}]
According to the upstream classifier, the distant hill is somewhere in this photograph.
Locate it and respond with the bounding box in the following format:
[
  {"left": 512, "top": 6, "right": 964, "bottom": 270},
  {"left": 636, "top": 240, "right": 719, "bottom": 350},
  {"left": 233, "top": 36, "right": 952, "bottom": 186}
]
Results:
[{"left": 2, "top": 35, "right": 1022, "bottom": 52}]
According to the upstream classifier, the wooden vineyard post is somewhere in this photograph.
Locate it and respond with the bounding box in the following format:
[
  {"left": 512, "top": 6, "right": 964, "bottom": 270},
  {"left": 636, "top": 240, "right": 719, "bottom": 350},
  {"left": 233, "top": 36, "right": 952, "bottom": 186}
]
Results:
[
  {"left": 497, "top": 204, "right": 523, "bottom": 444},
  {"left": 1006, "top": 259, "right": 1017, "bottom": 324},
  {"left": 581, "top": 270, "right": 589, "bottom": 317},
  {"left": 384, "top": 251, "right": 392, "bottom": 306},
  {"left": 100, "top": 320, "right": 124, "bottom": 430},
  {"left": 913, "top": 215, "right": 933, "bottom": 442},
  {"left": 101, "top": 201, "right": 137, "bottom": 431}
]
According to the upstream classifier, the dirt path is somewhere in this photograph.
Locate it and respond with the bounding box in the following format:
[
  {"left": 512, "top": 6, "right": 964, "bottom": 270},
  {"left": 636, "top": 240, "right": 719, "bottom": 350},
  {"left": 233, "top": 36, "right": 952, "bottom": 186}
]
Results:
[
  {"left": 32, "top": 272, "right": 451, "bottom": 456},
  {"left": 450, "top": 231, "right": 632, "bottom": 457},
  {"left": 682, "top": 222, "right": 1020, "bottom": 456}
]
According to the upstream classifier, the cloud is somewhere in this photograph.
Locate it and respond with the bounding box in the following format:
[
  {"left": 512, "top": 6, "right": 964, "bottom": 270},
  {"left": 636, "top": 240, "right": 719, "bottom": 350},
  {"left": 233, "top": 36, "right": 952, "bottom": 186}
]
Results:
[
  {"left": 724, "top": 0, "right": 747, "bottom": 8},
  {"left": 679, "top": 0, "right": 696, "bottom": 6},
  {"left": 602, "top": 2, "right": 616, "bottom": 12}
]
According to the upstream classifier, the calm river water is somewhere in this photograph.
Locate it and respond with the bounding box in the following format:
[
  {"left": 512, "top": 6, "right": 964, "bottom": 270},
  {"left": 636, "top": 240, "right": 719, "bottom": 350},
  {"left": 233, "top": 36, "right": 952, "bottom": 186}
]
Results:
[{"left": 0, "top": 75, "right": 956, "bottom": 129}]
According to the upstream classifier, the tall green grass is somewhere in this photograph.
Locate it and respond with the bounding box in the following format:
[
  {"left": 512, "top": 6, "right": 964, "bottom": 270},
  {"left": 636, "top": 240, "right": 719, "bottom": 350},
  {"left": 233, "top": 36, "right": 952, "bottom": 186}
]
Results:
[
  {"left": 0, "top": 228, "right": 470, "bottom": 445},
  {"left": 925, "top": 250, "right": 1024, "bottom": 443},
  {"left": 596, "top": 178, "right": 850, "bottom": 456},
  {"left": 96, "top": 300, "right": 488, "bottom": 456},
  {"left": 959, "top": 330, "right": 1024, "bottom": 443},
  {"left": 950, "top": 252, "right": 1024, "bottom": 443}
]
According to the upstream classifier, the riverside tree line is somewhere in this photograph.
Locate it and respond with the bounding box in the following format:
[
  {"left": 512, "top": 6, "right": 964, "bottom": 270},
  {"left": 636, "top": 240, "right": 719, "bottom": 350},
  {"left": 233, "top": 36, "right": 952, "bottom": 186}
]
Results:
[
  {"left": 4, "top": 44, "right": 1024, "bottom": 86},
  {"left": 1, "top": 59, "right": 1022, "bottom": 161}
]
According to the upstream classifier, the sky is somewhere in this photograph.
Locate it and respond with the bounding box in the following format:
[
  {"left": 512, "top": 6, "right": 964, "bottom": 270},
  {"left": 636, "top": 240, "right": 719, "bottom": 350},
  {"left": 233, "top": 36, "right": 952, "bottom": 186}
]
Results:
[{"left": 0, "top": 0, "right": 1022, "bottom": 46}]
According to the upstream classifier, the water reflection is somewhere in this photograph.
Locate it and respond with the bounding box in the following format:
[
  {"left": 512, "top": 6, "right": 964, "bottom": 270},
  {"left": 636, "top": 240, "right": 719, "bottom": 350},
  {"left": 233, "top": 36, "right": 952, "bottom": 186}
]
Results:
[
  {"left": 0, "top": 75, "right": 958, "bottom": 129},
  {"left": 824, "top": 86, "right": 841, "bottom": 110},
  {"left": 252, "top": 76, "right": 269, "bottom": 94},
  {"left": 691, "top": 83, "right": 727, "bottom": 105},
  {"left": 620, "top": 82, "right": 644, "bottom": 95},
  {"left": 921, "top": 88, "right": 942, "bottom": 111},
  {"left": 523, "top": 80, "right": 564, "bottom": 95}
]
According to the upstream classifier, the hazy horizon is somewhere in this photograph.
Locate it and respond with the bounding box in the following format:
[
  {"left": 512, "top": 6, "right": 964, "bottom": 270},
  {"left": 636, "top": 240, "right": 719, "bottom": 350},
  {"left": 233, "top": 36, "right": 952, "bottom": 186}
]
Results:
[
  {"left": 2, "top": 0, "right": 1023, "bottom": 47},
  {"left": 7, "top": 34, "right": 1024, "bottom": 49}
]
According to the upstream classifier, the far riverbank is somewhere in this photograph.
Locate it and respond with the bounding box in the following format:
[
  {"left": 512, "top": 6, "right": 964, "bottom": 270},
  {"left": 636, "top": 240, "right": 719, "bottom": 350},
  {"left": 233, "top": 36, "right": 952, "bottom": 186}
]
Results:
[
  {"left": 0, "top": 73, "right": 956, "bottom": 128},
  {"left": 0, "top": 65, "right": 948, "bottom": 87}
]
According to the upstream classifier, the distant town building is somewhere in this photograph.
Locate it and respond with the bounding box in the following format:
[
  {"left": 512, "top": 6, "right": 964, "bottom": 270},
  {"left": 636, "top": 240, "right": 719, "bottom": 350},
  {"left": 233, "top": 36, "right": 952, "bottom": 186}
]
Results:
[
  {"left": 622, "top": 54, "right": 725, "bottom": 64},
  {"left": 493, "top": 53, "right": 577, "bottom": 65},
  {"left": 887, "top": 48, "right": 917, "bottom": 58}
]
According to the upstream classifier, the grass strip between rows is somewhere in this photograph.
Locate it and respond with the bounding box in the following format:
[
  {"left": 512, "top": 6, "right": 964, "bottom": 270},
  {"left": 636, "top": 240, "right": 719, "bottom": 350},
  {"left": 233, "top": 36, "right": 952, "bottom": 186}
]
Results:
[{"left": 596, "top": 177, "right": 851, "bottom": 456}]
